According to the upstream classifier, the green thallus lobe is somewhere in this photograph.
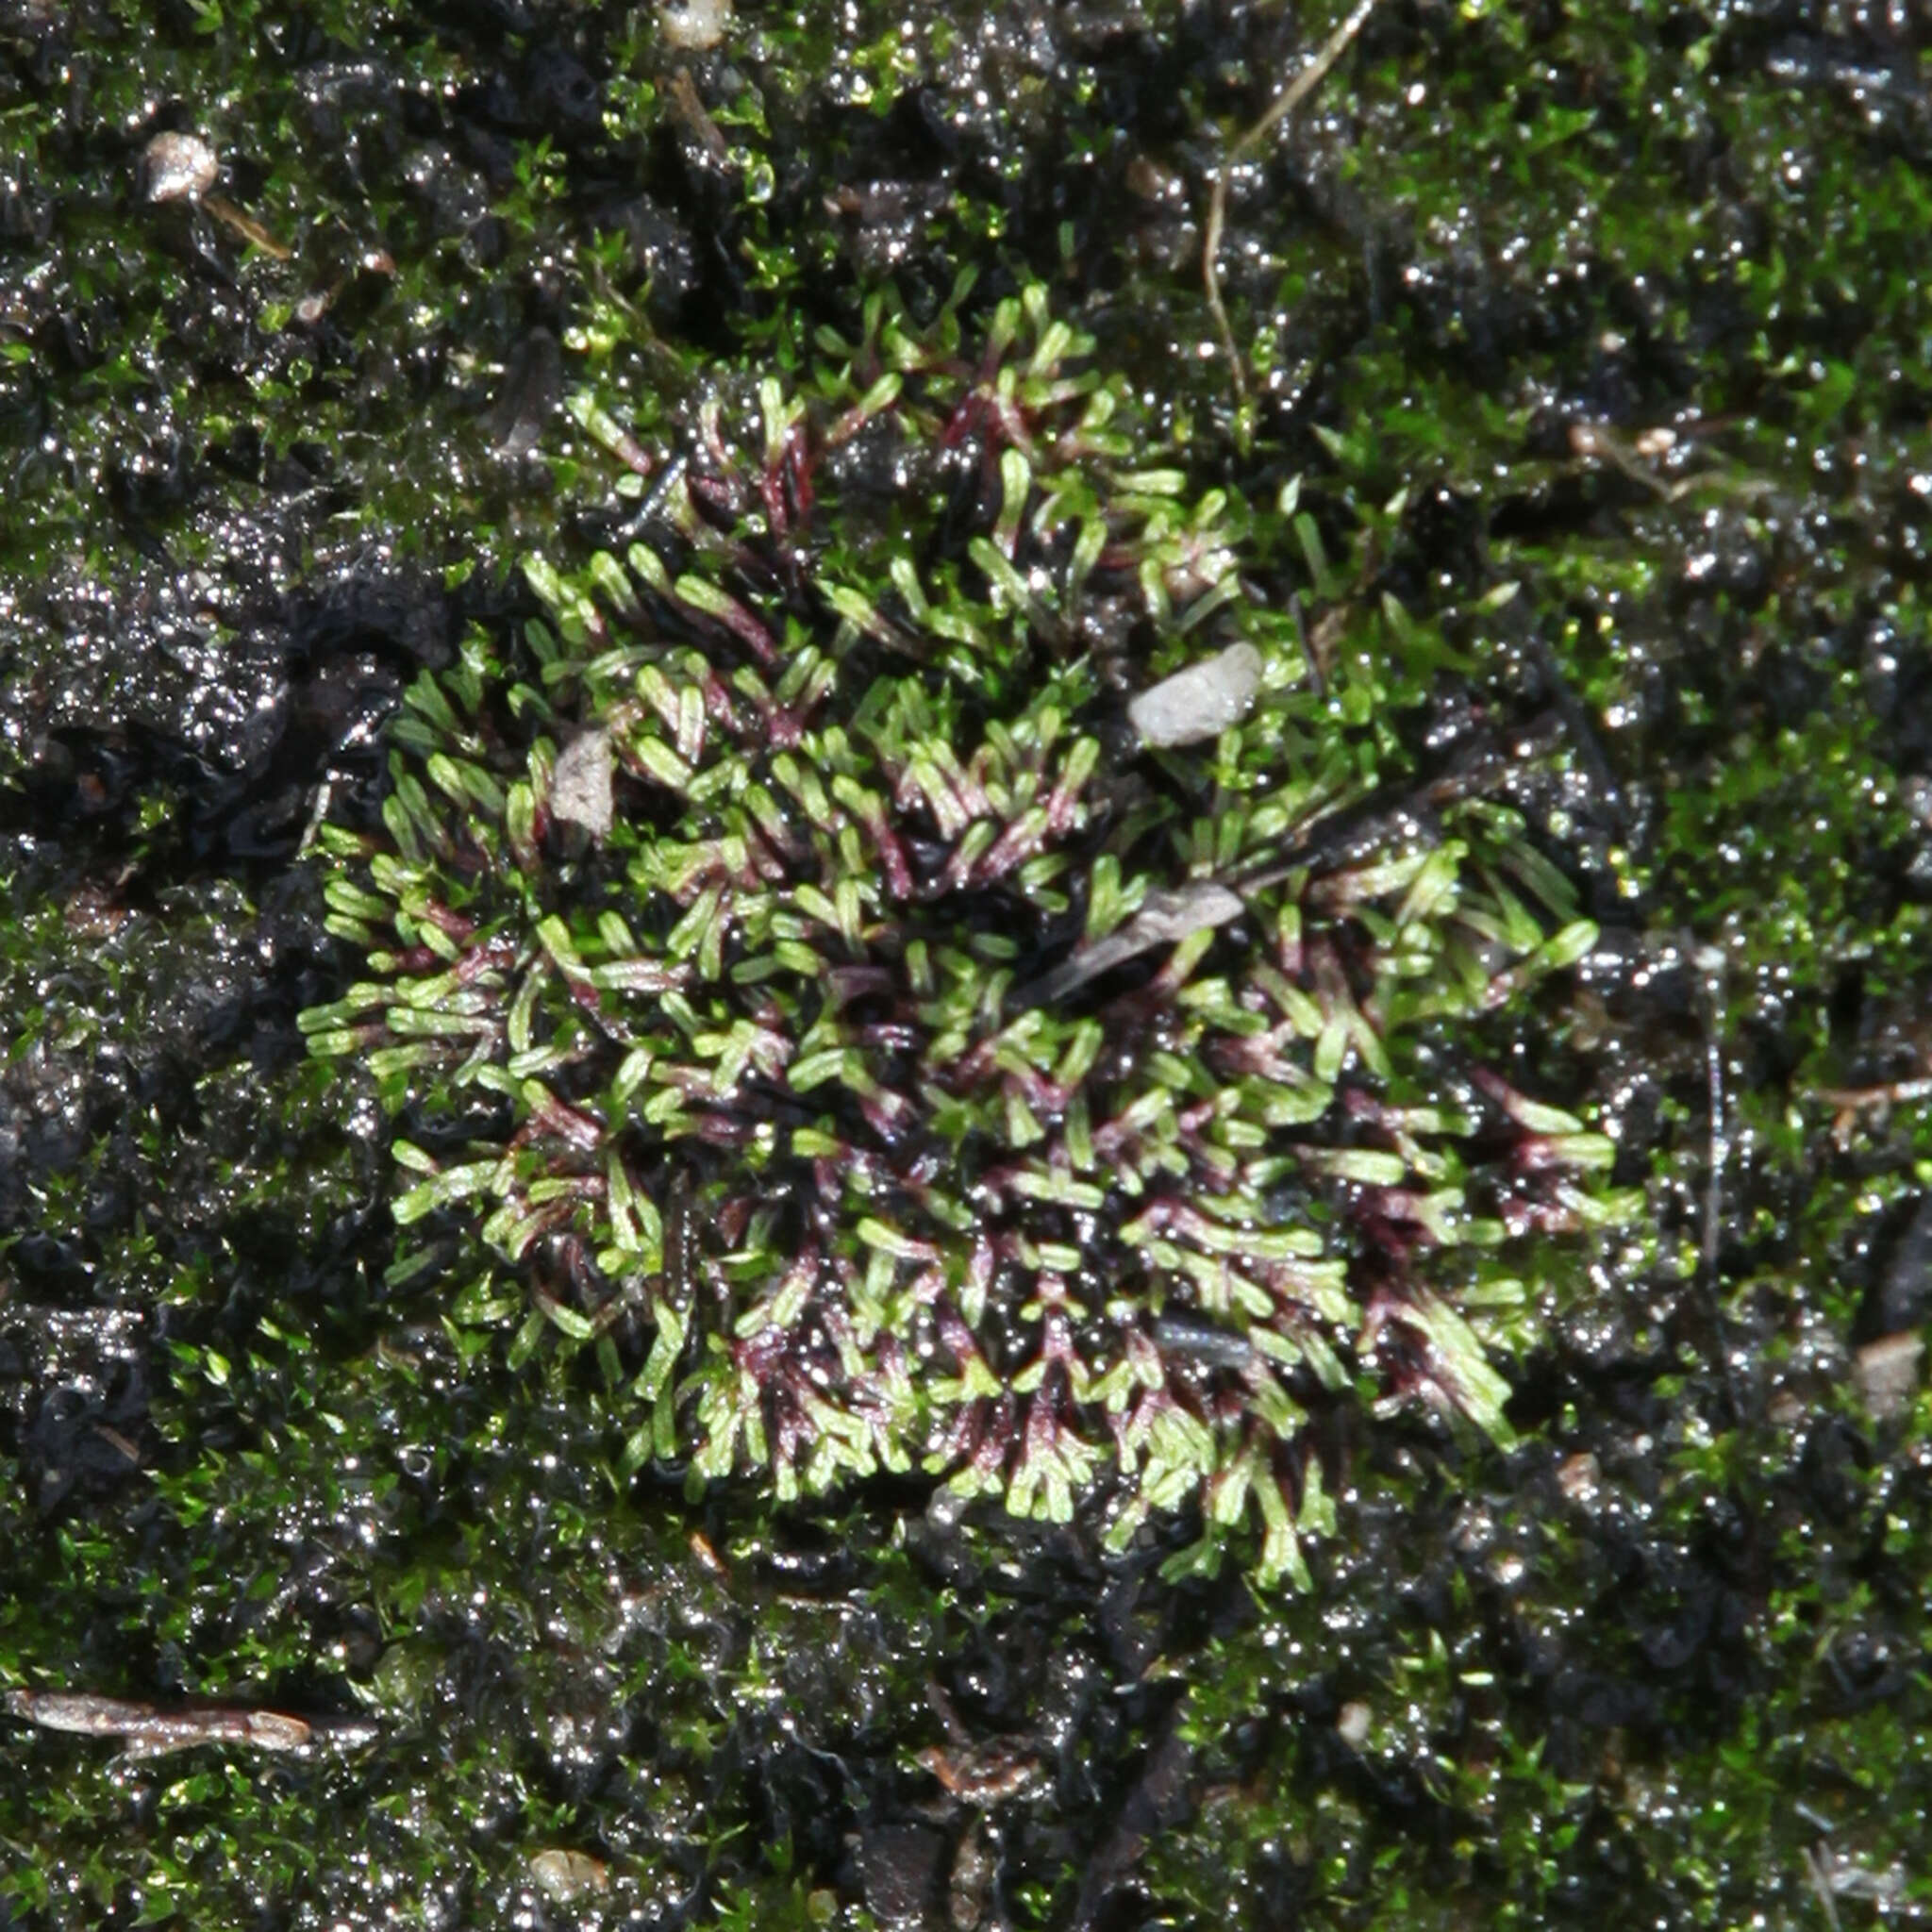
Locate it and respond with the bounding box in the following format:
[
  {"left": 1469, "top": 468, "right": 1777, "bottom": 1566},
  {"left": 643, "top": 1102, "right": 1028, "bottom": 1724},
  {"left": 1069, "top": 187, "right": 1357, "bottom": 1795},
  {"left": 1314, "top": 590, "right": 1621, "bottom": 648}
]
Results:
[{"left": 301, "top": 281, "right": 1627, "bottom": 1587}]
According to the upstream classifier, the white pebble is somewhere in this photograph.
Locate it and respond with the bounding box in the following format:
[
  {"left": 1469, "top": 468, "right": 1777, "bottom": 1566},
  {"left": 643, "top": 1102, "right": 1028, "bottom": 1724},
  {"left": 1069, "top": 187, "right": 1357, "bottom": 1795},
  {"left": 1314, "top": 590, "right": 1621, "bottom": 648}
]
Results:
[
  {"left": 1127, "top": 641, "right": 1262, "bottom": 748},
  {"left": 551, "top": 728, "right": 613, "bottom": 841},
  {"left": 142, "top": 130, "right": 219, "bottom": 204},
  {"left": 658, "top": 0, "right": 731, "bottom": 49},
  {"left": 1856, "top": 1331, "right": 1924, "bottom": 1422}
]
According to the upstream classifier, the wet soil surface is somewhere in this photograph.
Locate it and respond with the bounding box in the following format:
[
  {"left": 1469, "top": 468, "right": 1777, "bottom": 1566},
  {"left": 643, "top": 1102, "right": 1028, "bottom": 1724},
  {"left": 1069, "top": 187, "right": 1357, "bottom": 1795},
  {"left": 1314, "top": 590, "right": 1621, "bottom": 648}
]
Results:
[{"left": 2, "top": 2, "right": 1930, "bottom": 1927}]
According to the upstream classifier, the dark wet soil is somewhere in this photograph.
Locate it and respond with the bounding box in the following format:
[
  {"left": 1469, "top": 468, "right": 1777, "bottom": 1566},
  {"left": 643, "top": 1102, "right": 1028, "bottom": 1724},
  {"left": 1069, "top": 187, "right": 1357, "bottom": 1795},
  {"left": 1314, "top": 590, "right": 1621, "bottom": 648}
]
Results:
[{"left": 2, "top": 3, "right": 1930, "bottom": 1927}]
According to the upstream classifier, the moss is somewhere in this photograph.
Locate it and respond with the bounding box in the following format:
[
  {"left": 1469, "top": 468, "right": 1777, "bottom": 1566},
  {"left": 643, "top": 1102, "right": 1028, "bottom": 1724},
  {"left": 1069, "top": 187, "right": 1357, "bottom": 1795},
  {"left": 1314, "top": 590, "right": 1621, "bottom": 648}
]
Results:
[
  {"left": 4, "top": 0, "right": 1932, "bottom": 1924},
  {"left": 299, "top": 279, "right": 1628, "bottom": 1589}
]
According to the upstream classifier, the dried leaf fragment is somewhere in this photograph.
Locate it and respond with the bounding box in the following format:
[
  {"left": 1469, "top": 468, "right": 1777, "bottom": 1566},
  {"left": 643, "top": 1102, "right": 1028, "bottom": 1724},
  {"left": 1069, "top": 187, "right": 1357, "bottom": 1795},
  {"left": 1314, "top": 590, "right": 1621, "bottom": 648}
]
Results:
[{"left": 1021, "top": 881, "right": 1244, "bottom": 1006}]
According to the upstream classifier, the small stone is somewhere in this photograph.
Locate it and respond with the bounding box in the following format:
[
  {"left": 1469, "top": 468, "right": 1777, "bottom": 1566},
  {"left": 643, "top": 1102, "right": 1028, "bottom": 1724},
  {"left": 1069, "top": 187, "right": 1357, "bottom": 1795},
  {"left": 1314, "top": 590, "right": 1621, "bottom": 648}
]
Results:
[
  {"left": 1127, "top": 641, "right": 1261, "bottom": 748},
  {"left": 141, "top": 131, "right": 219, "bottom": 204},
  {"left": 1855, "top": 1331, "right": 1924, "bottom": 1421},
  {"left": 551, "top": 728, "right": 613, "bottom": 841},
  {"left": 528, "top": 1849, "right": 608, "bottom": 1903},
  {"left": 658, "top": 0, "right": 731, "bottom": 49},
  {"left": 852, "top": 1822, "right": 947, "bottom": 1931},
  {"left": 1556, "top": 1450, "right": 1601, "bottom": 1505}
]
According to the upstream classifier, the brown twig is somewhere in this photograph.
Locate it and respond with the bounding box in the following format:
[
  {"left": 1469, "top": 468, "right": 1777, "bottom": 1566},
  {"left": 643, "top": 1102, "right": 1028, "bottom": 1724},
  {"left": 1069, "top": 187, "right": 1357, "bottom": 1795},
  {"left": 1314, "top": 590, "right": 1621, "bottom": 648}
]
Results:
[
  {"left": 1204, "top": 0, "right": 1379, "bottom": 417},
  {"left": 8, "top": 1689, "right": 318, "bottom": 1758},
  {"left": 203, "top": 193, "right": 292, "bottom": 261},
  {"left": 1808, "top": 1072, "right": 1932, "bottom": 1147},
  {"left": 1809, "top": 1075, "right": 1932, "bottom": 1111}
]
